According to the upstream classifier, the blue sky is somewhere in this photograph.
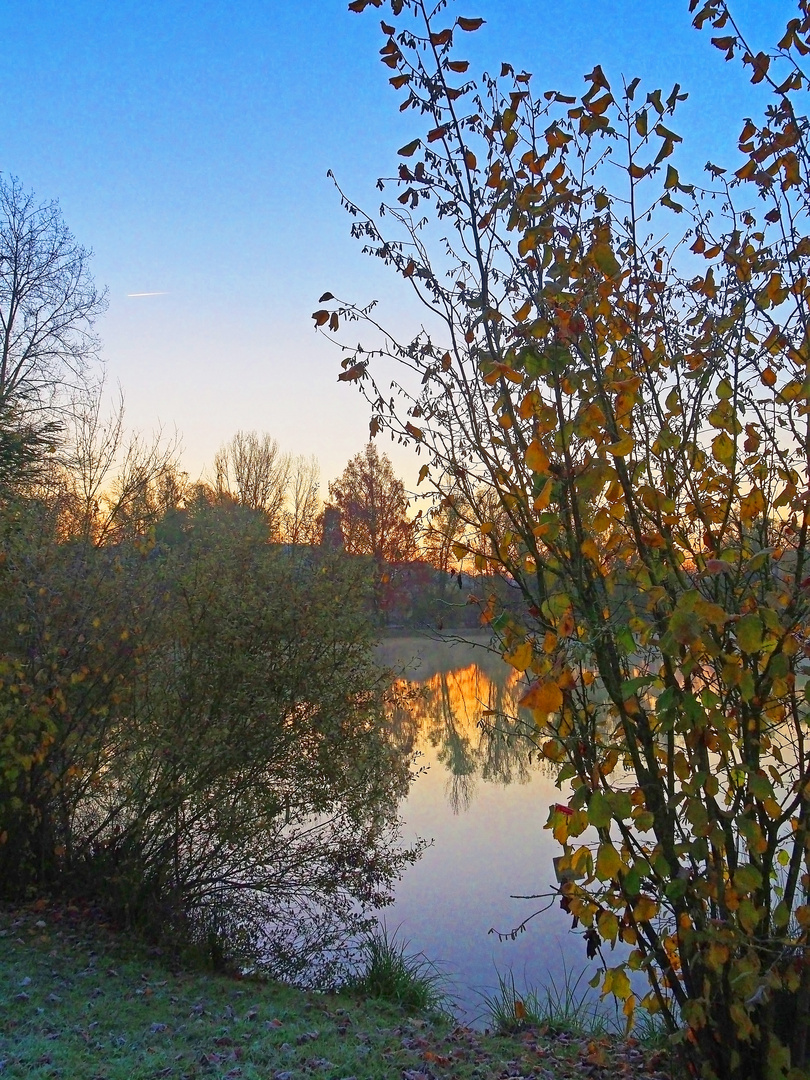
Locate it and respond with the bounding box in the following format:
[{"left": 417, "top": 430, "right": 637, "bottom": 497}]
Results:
[{"left": 0, "top": 0, "right": 796, "bottom": 490}]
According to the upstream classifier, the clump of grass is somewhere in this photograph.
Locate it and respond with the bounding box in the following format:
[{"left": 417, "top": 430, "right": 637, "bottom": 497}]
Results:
[
  {"left": 348, "top": 924, "right": 448, "bottom": 1014},
  {"left": 483, "top": 967, "right": 615, "bottom": 1036},
  {"left": 632, "top": 1006, "right": 674, "bottom": 1049}
]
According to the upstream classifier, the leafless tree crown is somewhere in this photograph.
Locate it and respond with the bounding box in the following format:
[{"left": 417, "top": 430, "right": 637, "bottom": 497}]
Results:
[{"left": 0, "top": 176, "right": 107, "bottom": 417}]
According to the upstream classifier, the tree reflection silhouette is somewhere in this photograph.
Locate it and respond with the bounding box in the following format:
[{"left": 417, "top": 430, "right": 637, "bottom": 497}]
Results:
[{"left": 386, "top": 658, "right": 546, "bottom": 814}]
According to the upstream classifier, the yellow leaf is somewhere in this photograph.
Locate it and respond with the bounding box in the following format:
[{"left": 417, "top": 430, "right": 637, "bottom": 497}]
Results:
[
  {"left": 505, "top": 641, "right": 533, "bottom": 672},
  {"left": 597, "top": 910, "right": 619, "bottom": 943},
  {"left": 592, "top": 242, "right": 621, "bottom": 278},
  {"left": 596, "top": 842, "right": 622, "bottom": 881},
  {"left": 526, "top": 440, "right": 551, "bottom": 473},
  {"left": 602, "top": 965, "right": 632, "bottom": 1001},
  {"left": 712, "top": 431, "right": 734, "bottom": 466},
  {"left": 740, "top": 487, "right": 764, "bottom": 525},
  {"left": 632, "top": 895, "right": 659, "bottom": 922},
  {"left": 592, "top": 508, "right": 611, "bottom": 533},
  {"left": 581, "top": 538, "right": 600, "bottom": 563},
  {"left": 607, "top": 434, "right": 634, "bottom": 457}
]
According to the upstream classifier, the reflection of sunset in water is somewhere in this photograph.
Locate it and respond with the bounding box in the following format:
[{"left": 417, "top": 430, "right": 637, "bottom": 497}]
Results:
[
  {"left": 380, "top": 637, "right": 592, "bottom": 1021},
  {"left": 387, "top": 661, "right": 543, "bottom": 813},
  {"left": 394, "top": 663, "right": 523, "bottom": 739}
]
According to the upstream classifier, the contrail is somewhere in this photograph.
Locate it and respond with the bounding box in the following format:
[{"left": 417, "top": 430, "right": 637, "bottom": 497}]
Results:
[{"left": 126, "top": 291, "right": 169, "bottom": 297}]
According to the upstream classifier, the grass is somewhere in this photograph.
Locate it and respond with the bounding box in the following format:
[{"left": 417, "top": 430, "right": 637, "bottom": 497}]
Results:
[
  {"left": 481, "top": 967, "right": 615, "bottom": 1037},
  {"left": 1, "top": 901, "right": 682, "bottom": 1080},
  {"left": 346, "top": 924, "right": 448, "bottom": 1014},
  {"left": 483, "top": 966, "right": 677, "bottom": 1053}
]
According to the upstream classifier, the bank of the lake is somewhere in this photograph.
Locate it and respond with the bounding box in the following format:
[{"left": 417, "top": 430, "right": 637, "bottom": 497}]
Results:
[{"left": 0, "top": 903, "right": 678, "bottom": 1080}]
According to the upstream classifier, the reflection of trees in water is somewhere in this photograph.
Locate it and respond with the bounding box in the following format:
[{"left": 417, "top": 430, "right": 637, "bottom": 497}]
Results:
[{"left": 387, "top": 662, "right": 545, "bottom": 812}]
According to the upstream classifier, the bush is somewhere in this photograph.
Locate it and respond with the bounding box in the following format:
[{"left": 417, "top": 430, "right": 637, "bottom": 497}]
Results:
[{"left": 0, "top": 495, "right": 419, "bottom": 983}]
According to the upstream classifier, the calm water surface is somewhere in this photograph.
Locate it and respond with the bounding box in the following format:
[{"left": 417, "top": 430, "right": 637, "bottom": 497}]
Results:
[{"left": 378, "top": 634, "right": 600, "bottom": 1023}]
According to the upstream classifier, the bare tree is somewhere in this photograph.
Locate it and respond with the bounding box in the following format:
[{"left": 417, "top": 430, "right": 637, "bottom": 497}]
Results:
[
  {"left": 213, "top": 431, "right": 291, "bottom": 538},
  {"left": 282, "top": 454, "right": 321, "bottom": 545},
  {"left": 56, "top": 383, "right": 182, "bottom": 544},
  {"left": 0, "top": 176, "right": 106, "bottom": 418}
]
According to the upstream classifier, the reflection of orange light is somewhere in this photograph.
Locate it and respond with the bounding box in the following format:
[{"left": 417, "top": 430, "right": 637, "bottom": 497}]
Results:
[{"left": 391, "top": 663, "right": 525, "bottom": 746}]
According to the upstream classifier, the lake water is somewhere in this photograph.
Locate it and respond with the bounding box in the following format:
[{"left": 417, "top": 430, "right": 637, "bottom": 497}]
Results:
[{"left": 377, "top": 633, "right": 602, "bottom": 1025}]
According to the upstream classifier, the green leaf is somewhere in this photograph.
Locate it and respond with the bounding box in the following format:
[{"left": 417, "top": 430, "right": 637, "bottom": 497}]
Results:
[
  {"left": 608, "top": 790, "right": 633, "bottom": 820},
  {"left": 593, "top": 243, "right": 621, "bottom": 278},
  {"left": 588, "top": 790, "right": 612, "bottom": 828},
  {"left": 616, "top": 626, "right": 635, "bottom": 655},
  {"left": 620, "top": 675, "right": 656, "bottom": 700},
  {"left": 773, "top": 901, "right": 790, "bottom": 928},
  {"left": 734, "top": 863, "right": 763, "bottom": 894},
  {"left": 736, "top": 614, "right": 764, "bottom": 654}
]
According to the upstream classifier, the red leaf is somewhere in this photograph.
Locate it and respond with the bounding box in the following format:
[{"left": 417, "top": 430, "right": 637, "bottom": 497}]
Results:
[{"left": 457, "top": 16, "right": 485, "bottom": 31}]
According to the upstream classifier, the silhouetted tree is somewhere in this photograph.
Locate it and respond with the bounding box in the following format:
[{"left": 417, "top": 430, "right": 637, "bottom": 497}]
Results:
[{"left": 0, "top": 176, "right": 106, "bottom": 420}]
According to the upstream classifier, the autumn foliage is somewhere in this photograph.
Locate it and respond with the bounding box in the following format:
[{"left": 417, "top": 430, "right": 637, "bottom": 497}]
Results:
[{"left": 321, "top": 0, "right": 810, "bottom": 1075}]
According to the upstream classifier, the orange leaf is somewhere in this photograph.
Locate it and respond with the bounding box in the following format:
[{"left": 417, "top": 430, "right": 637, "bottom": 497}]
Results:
[
  {"left": 430, "top": 29, "right": 452, "bottom": 46},
  {"left": 526, "top": 440, "right": 550, "bottom": 473},
  {"left": 457, "top": 16, "right": 485, "bottom": 31},
  {"left": 520, "top": 679, "right": 563, "bottom": 715},
  {"left": 427, "top": 125, "right": 450, "bottom": 142}
]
